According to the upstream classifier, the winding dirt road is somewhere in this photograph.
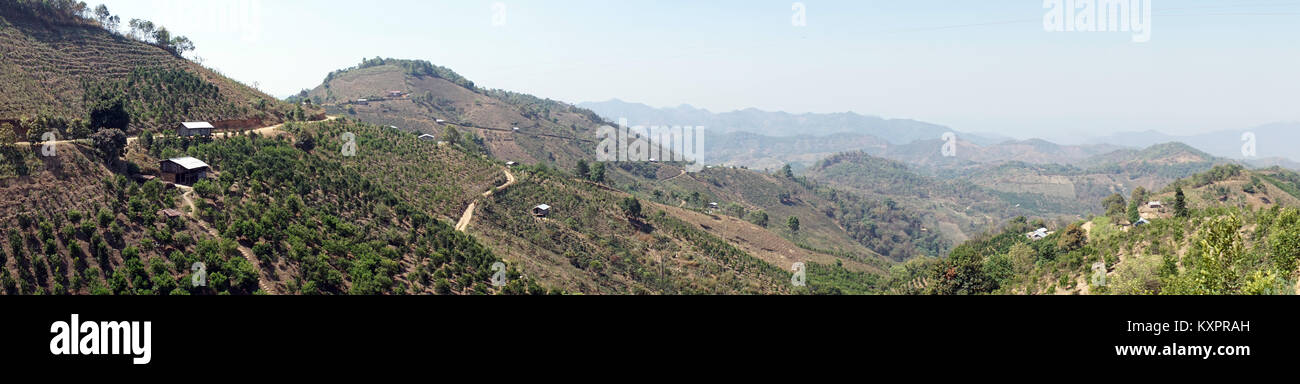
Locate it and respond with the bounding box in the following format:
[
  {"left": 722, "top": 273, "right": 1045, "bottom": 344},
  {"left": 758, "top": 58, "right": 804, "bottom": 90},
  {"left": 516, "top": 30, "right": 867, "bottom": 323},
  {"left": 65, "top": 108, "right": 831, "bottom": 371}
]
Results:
[
  {"left": 455, "top": 168, "right": 516, "bottom": 232},
  {"left": 178, "top": 186, "right": 279, "bottom": 295},
  {"left": 161, "top": 119, "right": 334, "bottom": 294},
  {"left": 661, "top": 169, "right": 688, "bottom": 182}
]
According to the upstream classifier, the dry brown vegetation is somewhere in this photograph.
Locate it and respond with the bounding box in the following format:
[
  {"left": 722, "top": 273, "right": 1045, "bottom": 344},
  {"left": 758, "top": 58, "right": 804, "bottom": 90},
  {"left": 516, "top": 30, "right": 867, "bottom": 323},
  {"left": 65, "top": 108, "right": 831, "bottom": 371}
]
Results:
[{"left": 0, "top": 8, "right": 303, "bottom": 136}]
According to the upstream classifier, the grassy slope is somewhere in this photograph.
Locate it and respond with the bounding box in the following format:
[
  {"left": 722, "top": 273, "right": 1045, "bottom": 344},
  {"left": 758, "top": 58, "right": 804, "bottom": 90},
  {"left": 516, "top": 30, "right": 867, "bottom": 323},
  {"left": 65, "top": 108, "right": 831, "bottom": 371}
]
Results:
[
  {"left": 305, "top": 59, "right": 885, "bottom": 293},
  {"left": 305, "top": 61, "right": 596, "bottom": 169},
  {"left": 0, "top": 9, "right": 298, "bottom": 133},
  {"left": 471, "top": 165, "right": 792, "bottom": 294}
]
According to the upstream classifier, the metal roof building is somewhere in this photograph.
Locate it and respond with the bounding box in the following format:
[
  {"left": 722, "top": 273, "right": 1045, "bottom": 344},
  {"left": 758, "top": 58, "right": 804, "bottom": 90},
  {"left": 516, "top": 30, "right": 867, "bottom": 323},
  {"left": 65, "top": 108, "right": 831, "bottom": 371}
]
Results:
[{"left": 177, "top": 122, "right": 214, "bottom": 137}]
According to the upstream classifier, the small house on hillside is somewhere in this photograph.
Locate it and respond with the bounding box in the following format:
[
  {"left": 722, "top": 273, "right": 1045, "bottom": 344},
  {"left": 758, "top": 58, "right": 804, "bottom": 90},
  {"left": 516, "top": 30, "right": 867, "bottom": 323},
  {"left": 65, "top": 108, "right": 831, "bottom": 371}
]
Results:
[
  {"left": 177, "top": 122, "right": 214, "bottom": 138},
  {"left": 1135, "top": 218, "right": 1151, "bottom": 227},
  {"left": 388, "top": 91, "right": 404, "bottom": 98},
  {"left": 708, "top": 202, "right": 720, "bottom": 210},
  {"left": 436, "top": 119, "right": 447, "bottom": 124},
  {"left": 418, "top": 134, "right": 437, "bottom": 141},
  {"left": 532, "top": 204, "right": 552, "bottom": 217},
  {"left": 1148, "top": 201, "right": 1163, "bottom": 209},
  {"left": 356, "top": 99, "right": 369, "bottom": 106},
  {"left": 1026, "top": 228, "right": 1051, "bottom": 241},
  {"left": 506, "top": 161, "right": 517, "bottom": 167},
  {"left": 160, "top": 157, "right": 210, "bottom": 185}
]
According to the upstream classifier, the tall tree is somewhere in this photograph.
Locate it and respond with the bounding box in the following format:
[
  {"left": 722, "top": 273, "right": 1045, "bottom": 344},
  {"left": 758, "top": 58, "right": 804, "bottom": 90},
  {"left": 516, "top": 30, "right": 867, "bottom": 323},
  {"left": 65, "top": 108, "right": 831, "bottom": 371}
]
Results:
[
  {"left": 127, "top": 18, "right": 140, "bottom": 38},
  {"left": 1130, "top": 186, "right": 1148, "bottom": 204},
  {"left": 0, "top": 123, "right": 16, "bottom": 146},
  {"left": 90, "top": 128, "right": 127, "bottom": 164},
  {"left": 1057, "top": 223, "right": 1087, "bottom": 252},
  {"left": 105, "top": 15, "right": 119, "bottom": 32},
  {"left": 927, "top": 246, "right": 996, "bottom": 295},
  {"left": 1174, "top": 186, "right": 1189, "bottom": 218},
  {"left": 1102, "top": 193, "right": 1126, "bottom": 218},
  {"left": 152, "top": 27, "right": 171, "bottom": 46},
  {"left": 589, "top": 162, "right": 606, "bottom": 183},
  {"left": 93, "top": 4, "right": 109, "bottom": 24},
  {"left": 575, "top": 159, "right": 590, "bottom": 180},
  {"left": 787, "top": 216, "right": 800, "bottom": 234},
  {"left": 620, "top": 197, "right": 642, "bottom": 219},
  {"left": 747, "top": 211, "right": 769, "bottom": 228},
  {"left": 169, "top": 35, "right": 195, "bottom": 56},
  {"left": 89, "top": 97, "right": 129, "bottom": 131},
  {"left": 138, "top": 20, "right": 155, "bottom": 41}
]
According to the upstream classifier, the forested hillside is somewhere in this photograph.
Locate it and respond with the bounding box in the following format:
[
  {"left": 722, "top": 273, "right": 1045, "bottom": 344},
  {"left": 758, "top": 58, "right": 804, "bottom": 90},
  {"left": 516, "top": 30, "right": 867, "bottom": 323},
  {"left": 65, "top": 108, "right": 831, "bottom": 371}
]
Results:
[
  {"left": 305, "top": 58, "right": 910, "bottom": 291},
  {"left": 0, "top": 1, "right": 303, "bottom": 140},
  {"left": 0, "top": 115, "right": 549, "bottom": 295},
  {"left": 920, "top": 164, "right": 1300, "bottom": 295}
]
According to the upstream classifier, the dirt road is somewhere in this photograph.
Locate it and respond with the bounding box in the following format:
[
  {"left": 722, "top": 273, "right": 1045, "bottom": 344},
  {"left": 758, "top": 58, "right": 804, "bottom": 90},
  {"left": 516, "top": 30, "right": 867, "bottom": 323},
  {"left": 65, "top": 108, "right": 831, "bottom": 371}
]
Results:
[
  {"left": 178, "top": 185, "right": 279, "bottom": 294},
  {"left": 661, "top": 169, "right": 687, "bottom": 182},
  {"left": 456, "top": 168, "right": 516, "bottom": 232},
  {"left": 14, "top": 115, "right": 339, "bottom": 147}
]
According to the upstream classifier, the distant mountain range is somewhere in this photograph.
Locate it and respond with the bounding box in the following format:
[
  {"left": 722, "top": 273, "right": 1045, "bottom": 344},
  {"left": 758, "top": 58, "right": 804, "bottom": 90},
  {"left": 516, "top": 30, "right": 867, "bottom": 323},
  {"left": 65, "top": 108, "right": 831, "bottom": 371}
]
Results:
[
  {"left": 1085, "top": 122, "right": 1300, "bottom": 163},
  {"left": 581, "top": 99, "right": 1300, "bottom": 171},
  {"left": 578, "top": 99, "right": 1005, "bottom": 146}
]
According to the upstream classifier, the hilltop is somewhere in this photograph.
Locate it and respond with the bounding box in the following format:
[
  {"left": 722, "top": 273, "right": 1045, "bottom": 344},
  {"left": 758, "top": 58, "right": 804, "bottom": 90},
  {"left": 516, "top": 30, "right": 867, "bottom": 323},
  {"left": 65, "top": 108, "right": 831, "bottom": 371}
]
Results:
[
  {"left": 0, "top": 2, "right": 304, "bottom": 140},
  {"left": 1087, "top": 122, "right": 1300, "bottom": 164},
  {"left": 302, "top": 58, "right": 601, "bottom": 169},
  {"left": 298, "top": 59, "right": 926, "bottom": 291}
]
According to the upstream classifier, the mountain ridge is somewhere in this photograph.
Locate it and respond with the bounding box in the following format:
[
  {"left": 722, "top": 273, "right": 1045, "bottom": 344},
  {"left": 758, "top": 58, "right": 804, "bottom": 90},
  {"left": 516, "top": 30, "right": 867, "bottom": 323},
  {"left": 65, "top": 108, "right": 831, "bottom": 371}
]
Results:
[{"left": 579, "top": 98, "right": 1005, "bottom": 146}]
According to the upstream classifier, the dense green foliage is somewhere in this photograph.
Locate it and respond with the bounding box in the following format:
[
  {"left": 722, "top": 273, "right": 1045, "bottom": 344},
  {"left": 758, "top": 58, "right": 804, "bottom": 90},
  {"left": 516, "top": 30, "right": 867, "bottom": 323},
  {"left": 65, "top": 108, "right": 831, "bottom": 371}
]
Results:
[
  {"left": 148, "top": 120, "right": 545, "bottom": 295},
  {"left": 0, "top": 170, "right": 235, "bottom": 295},
  {"left": 788, "top": 172, "right": 948, "bottom": 260},
  {"left": 81, "top": 68, "right": 256, "bottom": 133},
  {"left": 922, "top": 163, "right": 1300, "bottom": 295}
]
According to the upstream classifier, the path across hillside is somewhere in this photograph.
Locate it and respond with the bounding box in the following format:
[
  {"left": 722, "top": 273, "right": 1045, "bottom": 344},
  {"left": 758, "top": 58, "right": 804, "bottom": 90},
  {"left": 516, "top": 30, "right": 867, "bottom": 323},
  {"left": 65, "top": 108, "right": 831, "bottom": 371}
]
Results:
[
  {"left": 12, "top": 115, "right": 339, "bottom": 146},
  {"left": 661, "top": 169, "right": 687, "bottom": 182},
  {"left": 10, "top": 118, "right": 347, "bottom": 295},
  {"left": 167, "top": 118, "right": 342, "bottom": 295},
  {"left": 456, "top": 168, "right": 516, "bottom": 232},
  {"left": 178, "top": 186, "right": 280, "bottom": 295}
]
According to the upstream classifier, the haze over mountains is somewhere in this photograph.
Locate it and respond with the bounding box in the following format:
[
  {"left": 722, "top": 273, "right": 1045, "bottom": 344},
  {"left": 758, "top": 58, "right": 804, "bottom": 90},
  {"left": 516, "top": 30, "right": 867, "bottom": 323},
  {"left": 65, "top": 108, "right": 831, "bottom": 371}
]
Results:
[
  {"left": 578, "top": 99, "right": 1007, "bottom": 146},
  {"left": 5, "top": 1, "right": 1299, "bottom": 297},
  {"left": 1086, "top": 122, "right": 1300, "bottom": 165},
  {"left": 580, "top": 99, "right": 1300, "bottom": 170}
]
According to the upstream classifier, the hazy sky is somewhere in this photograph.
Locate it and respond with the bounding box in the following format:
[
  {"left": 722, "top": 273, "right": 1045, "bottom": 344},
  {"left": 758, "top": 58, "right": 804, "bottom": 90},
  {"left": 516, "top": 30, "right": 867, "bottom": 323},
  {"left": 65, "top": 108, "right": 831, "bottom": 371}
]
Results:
[{"left": 97, "top": 0, "right": 1299, "bottom": 143}]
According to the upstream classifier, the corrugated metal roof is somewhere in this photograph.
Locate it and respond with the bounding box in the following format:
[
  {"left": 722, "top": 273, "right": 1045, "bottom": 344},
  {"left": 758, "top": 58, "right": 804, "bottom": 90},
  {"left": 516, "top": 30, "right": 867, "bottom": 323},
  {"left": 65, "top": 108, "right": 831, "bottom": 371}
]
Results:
[
  {"left": 166, "top": 157, "right": 210, "bottom": 170},
  {"left": 535, "top": 204, "right": 552, "bottom": 210},
  {"left": 181, "top": 122, "right": 214, "bottom": 129}
]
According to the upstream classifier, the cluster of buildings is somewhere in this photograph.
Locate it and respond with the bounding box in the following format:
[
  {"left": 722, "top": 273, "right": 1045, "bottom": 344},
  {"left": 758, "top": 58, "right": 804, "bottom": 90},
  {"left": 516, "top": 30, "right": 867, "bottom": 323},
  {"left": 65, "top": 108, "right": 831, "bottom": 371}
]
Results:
[
  {"left": 349, "top": 91, "right": 407, "bottom": 106},
  {"left": 1026, "top": 201, "right": 1165, "bottom": 240},
  {"left": 158, "top": 122, "right": 215, "bottom": 186}
]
